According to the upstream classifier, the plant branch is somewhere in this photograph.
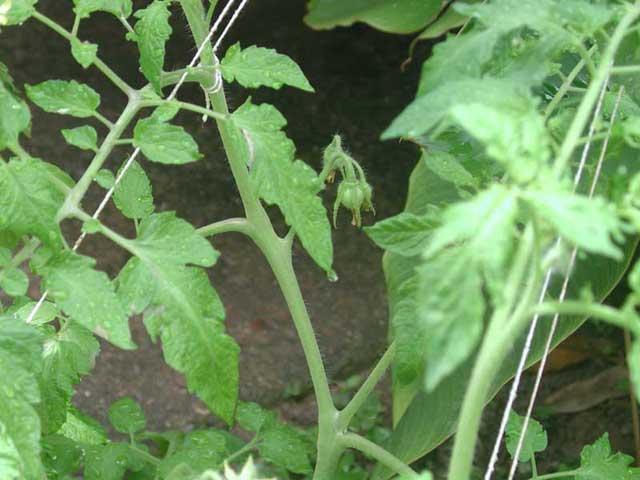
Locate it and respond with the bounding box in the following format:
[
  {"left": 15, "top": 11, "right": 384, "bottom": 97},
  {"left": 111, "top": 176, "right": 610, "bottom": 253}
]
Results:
[
  {"left": 57, "top": 94, "right": 142, "bottom": 222},
  {"left": 612, "top": 65, "right": 640, "bottom": 75},
  {"left": 337, "top": 342, "right": 396, "bottom": 432},
  {"left": 339, "top": 433, "right": 416, "bottom": 478},
  {"left": 553, "top": 3, "right": 640, "bottom": 177},
  {"left": 197, "top": 218, "right": 252, "bottom": 237},
  {"left": 32, "top": 11, "right": 135, "bottom": 97},
  {"left": 219, "top": 435, "right": 260, "bottom": 467},
  {"left": 160, "top": 66, "right": 219, "bottom": 88},
  {"left": 532, "top": 301, "right": 638, "bottom": 334},
  {"left": 140, "top": 99, "right": 228, "bottom": 122},
  {"left": 545, "top": 48, "right": 592, "bottom": 120},
  {"left": 531, "top": 469, "right": 581, "bottom": 480}
]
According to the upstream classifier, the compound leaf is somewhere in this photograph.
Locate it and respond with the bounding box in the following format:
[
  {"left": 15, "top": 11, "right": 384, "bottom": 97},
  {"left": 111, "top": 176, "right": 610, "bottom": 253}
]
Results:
[
  {"left": 25, "top": 80, "right": 101, "bottom": 118},
  {"left": 576, "top": 433, "right": 640, "bottom": 480},
  {"left": 221, "top": 42, "right": 314, "bottom": 92}
]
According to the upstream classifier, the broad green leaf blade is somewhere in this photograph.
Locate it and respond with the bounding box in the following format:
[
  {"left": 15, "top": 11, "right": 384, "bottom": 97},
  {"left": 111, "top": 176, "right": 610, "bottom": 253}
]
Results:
[
  {"left": 258, "top": 423, "right": 314, "bottom": 475},
  {"left": 39, "top": 322, "right": 100, "bottom": 434},
  {"left": 0, "top": 82, "right": 31, "bottom": 150},
  {"left": 41, "top": 434, "right": 83, "bottom": 479},
  {"left": 371, "top": 160, "right": 638, "bottom": 479},
  {"left": 505, "top": 411, "right": 547, "bottom": 463},
  {"left": 0, "top": 157, "right": 72, "bottom": 247},
  {"left": 133, "top": 118, "right": 202, "bottom": 165},
  {"left": 221, "top": 43, "right": 314, "bottom": 92},
  {"left": 232, "top": 100, "right": 333, "bottom": 272},
  {"left": 235, "top": 402, "right": 277, "bottom": 433},
  {"left": 73, "top": 0, "right": 133, "bottom": 19},
  {"left": 305, "top": 0, "right": 442, "bottom": 34},
  {"left": 3, "top": 0, "right": 38, "bottom": 25},
  {"left": 25, "top": 80, "right": 101, "bottom": 118},
  {"left": 84, "top": 442, "right": 143, "bottom": 480},
  {"left": 41, "top": 251, "right": 134, "bottom": 349},
  {"left": 364, "top": 211, "right": 437, "bottom": 257},
  {"left": 62, "top": 125, "right": 98, "bottom": 151},
  {"left": 576, "top": 433, "right": 640, "bottom": 480},
  {"left": 59, "top": 407, "right": 108, "bottom": 446},
  {"left": 108, "top": 397, "right": 146, "bottom": 434},
  {"left": 158, "top": 430, "right": 226, "bottom": 477},
  {"left": 422, "top": 151, "right": 477, "bottom": 190},
  {"left": 70, "top": 39, "right": 98, "bottom": 69},
  {"left": 133, "top": 0, "right": 172, "bottom": 94},
  {"left": 95, "top": 169, "right": 115, "bottom": 189},
  {"left": 113, "top": 160, "right": 154, "bottom": 219}
]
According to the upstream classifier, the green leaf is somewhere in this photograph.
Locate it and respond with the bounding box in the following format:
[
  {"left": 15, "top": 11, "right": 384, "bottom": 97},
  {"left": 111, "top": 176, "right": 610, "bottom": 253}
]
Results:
[
  {"left": 259, "top": 423, "right": 313, "bottom": 475},
  {"left": 3, "top": 0, "right": 38, "bottom": 25},
  {"left": 133, "top": 0, "right": 172, "bottom": 94},
  {"left": 0, "top": 157, "right": 72, "bottom": 247},
  {"left": 59, "top": 407, "right": 108, "bottom": 446},
  {"left": 116, "top": 214, "right": 236, "bottom": 423},
  {"left": 305, "top": 0, "right": 442, "bottom": 34},
  {"left": 505, "top": 411, "right": 547, "bottom": 462},
  {"left": 158, "top": 430, "right": 226, "bottom": 478},
  {"left": 232, "top": 100, "right": 333, "bottom": 272},
  {"left": 25, "top": 80, "right": 101, "bottom": 118},
  {"left": 236, "top": 402, "right": 277, "bottom": 433},
  {"left": 13, "top": 301, "right": 59, "bottom": 325},
  {"left": 523, "top": 190, "right": 623, "bottom": 259},
  {"left": 39, "top": 322, "right": 100, "bottom": 434},
  {"left": 95, "top": 169, "right": 115, "bottom": 189},
  {"left": 0, "top": 248, "right": 10, "bottom": 266},
  {"left": 41, "top": 251, "right": 134, "bottom": 349},
  {"left": 0, "top": 267, "right": 29, "bottom": 297},
  {"left": 84, "top": 442, "right": 143, "bottom": 480},
  {"left": 62, "top": 125, "right": 98, "bottom": 151},
  {"left": 365, "top": 211, "right": 437, "bottom": 257},
  {"left": 0, "top": 318, "right": 44, "bottom": 480},
  {"left": 133, "top": 118, "right": 202, "bottom": 164},
  {"left": 221, "top": 42, "right": 314, "bottom": 92},
  {"left": 73, "top": 0, "right": 133, "bottom": 18},
  {"left": 576, "top": 433, "right": 640, "bottom": 479},
  {"left": 423, "top": 151, "right": 477, "bottom": 190},
  {"left": 41, "top": 434, "right": 83, "bottom": 479},
  {"left": 71, "top": 39, "right": 98, "bottom": 69},
  {"left": 108, "top": 397, "right": 146, "bottom": 434},
  {"left": 0, "top": 83, "right": 31, "bottom": 150},
  {"left": 113, "top": 160, "right": 154, "bottom": 219}
]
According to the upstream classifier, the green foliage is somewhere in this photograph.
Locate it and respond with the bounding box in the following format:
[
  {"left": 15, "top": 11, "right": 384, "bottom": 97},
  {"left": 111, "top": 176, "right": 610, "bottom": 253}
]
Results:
[
  {"left": 133, "top": 117, "right": 203, "bottom": 165},
  {"left": 71, "top": 38, "right": 98, "bottom": 69},
  {"left": 221, "top": 43, "right": 314, "bottom": 92},
  {"left": 113, "top": 160, "right": 155, "bottom": 219},
  {"left": 505, "top": 411, "right": 548, "bottom": 463},
  {"left": 73, "top": 0, "right": 133, "bottom": 19},
  {"left": 2, "top": 0, "right": 38, "bottom": 26},
  {"left": 132, "top": 0, "right": 172, "bottom": 94},
  {"left": 0, "top": 81, "right": 30, "bottom": 149},
  {"left": 108, "top": 397, "right": 146, "bottom": 434},
  {"left": 25, "top": 80, "right": 101, "bottom": 118},
  {"left": 61, "top": 125, "right": 98, "bottom": 151}
]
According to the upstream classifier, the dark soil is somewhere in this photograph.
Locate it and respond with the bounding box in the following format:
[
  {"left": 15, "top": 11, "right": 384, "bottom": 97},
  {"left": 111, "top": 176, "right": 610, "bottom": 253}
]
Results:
[{"left": 1, "top": 1, "right": 638, "bottom": 477}]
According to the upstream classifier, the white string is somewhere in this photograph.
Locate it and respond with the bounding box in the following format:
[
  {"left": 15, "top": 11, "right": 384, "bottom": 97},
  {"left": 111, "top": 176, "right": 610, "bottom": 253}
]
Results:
[
  {"left": 507, "top": 85, "right": 624, "bottom": 480},
  {"left": 484, "top": 73, "right": 612, "bottom": 479},
  {"left": 25, "top": 0, "right": 249, "bottom": 324}
]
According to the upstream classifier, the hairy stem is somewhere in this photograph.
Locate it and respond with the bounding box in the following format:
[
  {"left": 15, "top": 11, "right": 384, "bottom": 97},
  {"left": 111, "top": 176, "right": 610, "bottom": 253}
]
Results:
[
  {"left": 32, "top": 11, "right": 135, "bottom": 96},
  {"left": 337, "top": 342, "right": 396, "bottom": 432},
  {"left": 448, "top": 225, "right": 541, "bottom": 480},
  {"left": 197, "top": 218, "right": 252, "bottom": 237},
  {"left": 340, "top": 433, "right": 416, "bottom": 478}
]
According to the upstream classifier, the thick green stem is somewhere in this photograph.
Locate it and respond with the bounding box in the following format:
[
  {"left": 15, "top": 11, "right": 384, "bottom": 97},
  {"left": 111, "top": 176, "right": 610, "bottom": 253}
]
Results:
[
  {"left": 448, "top": 225, "right": 541, "bottom": 480},
  {"left": 32, "top": 11, "right": 135, "bottom": 97},
  {"left": 337, "top": 342, "right": 396, "bottom": 432},
  {"left": 160, "top": 67, "right": 218, "bottom": 88},
  {"left": 178, "top": 4, "right": 341, "bottom": 477},
  {"left": 553, "top": 3, "right": 640, "bottom": 177},
  {"left": 57, "top": 94, "right": 141, "bottom": 221},
  {"left": 340, "top": 433, "right": 416, "bottom": 478}
]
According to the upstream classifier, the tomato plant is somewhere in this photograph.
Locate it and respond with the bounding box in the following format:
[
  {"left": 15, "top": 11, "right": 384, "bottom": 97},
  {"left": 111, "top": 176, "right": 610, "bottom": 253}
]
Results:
[{"left": 2, "top": 0, "right": 640, "bottom": 479}]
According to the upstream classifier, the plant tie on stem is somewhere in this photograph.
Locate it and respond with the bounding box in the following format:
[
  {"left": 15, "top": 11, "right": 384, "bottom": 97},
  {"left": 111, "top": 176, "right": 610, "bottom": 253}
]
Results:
[{"left": 25, "top": 0, "right": 251, "bottom": 325}]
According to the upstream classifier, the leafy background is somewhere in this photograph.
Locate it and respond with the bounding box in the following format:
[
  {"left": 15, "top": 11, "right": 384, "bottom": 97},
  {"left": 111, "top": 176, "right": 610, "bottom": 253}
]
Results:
[{"left": 1, "top": 0, "right": 639, "bottom": 478}]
